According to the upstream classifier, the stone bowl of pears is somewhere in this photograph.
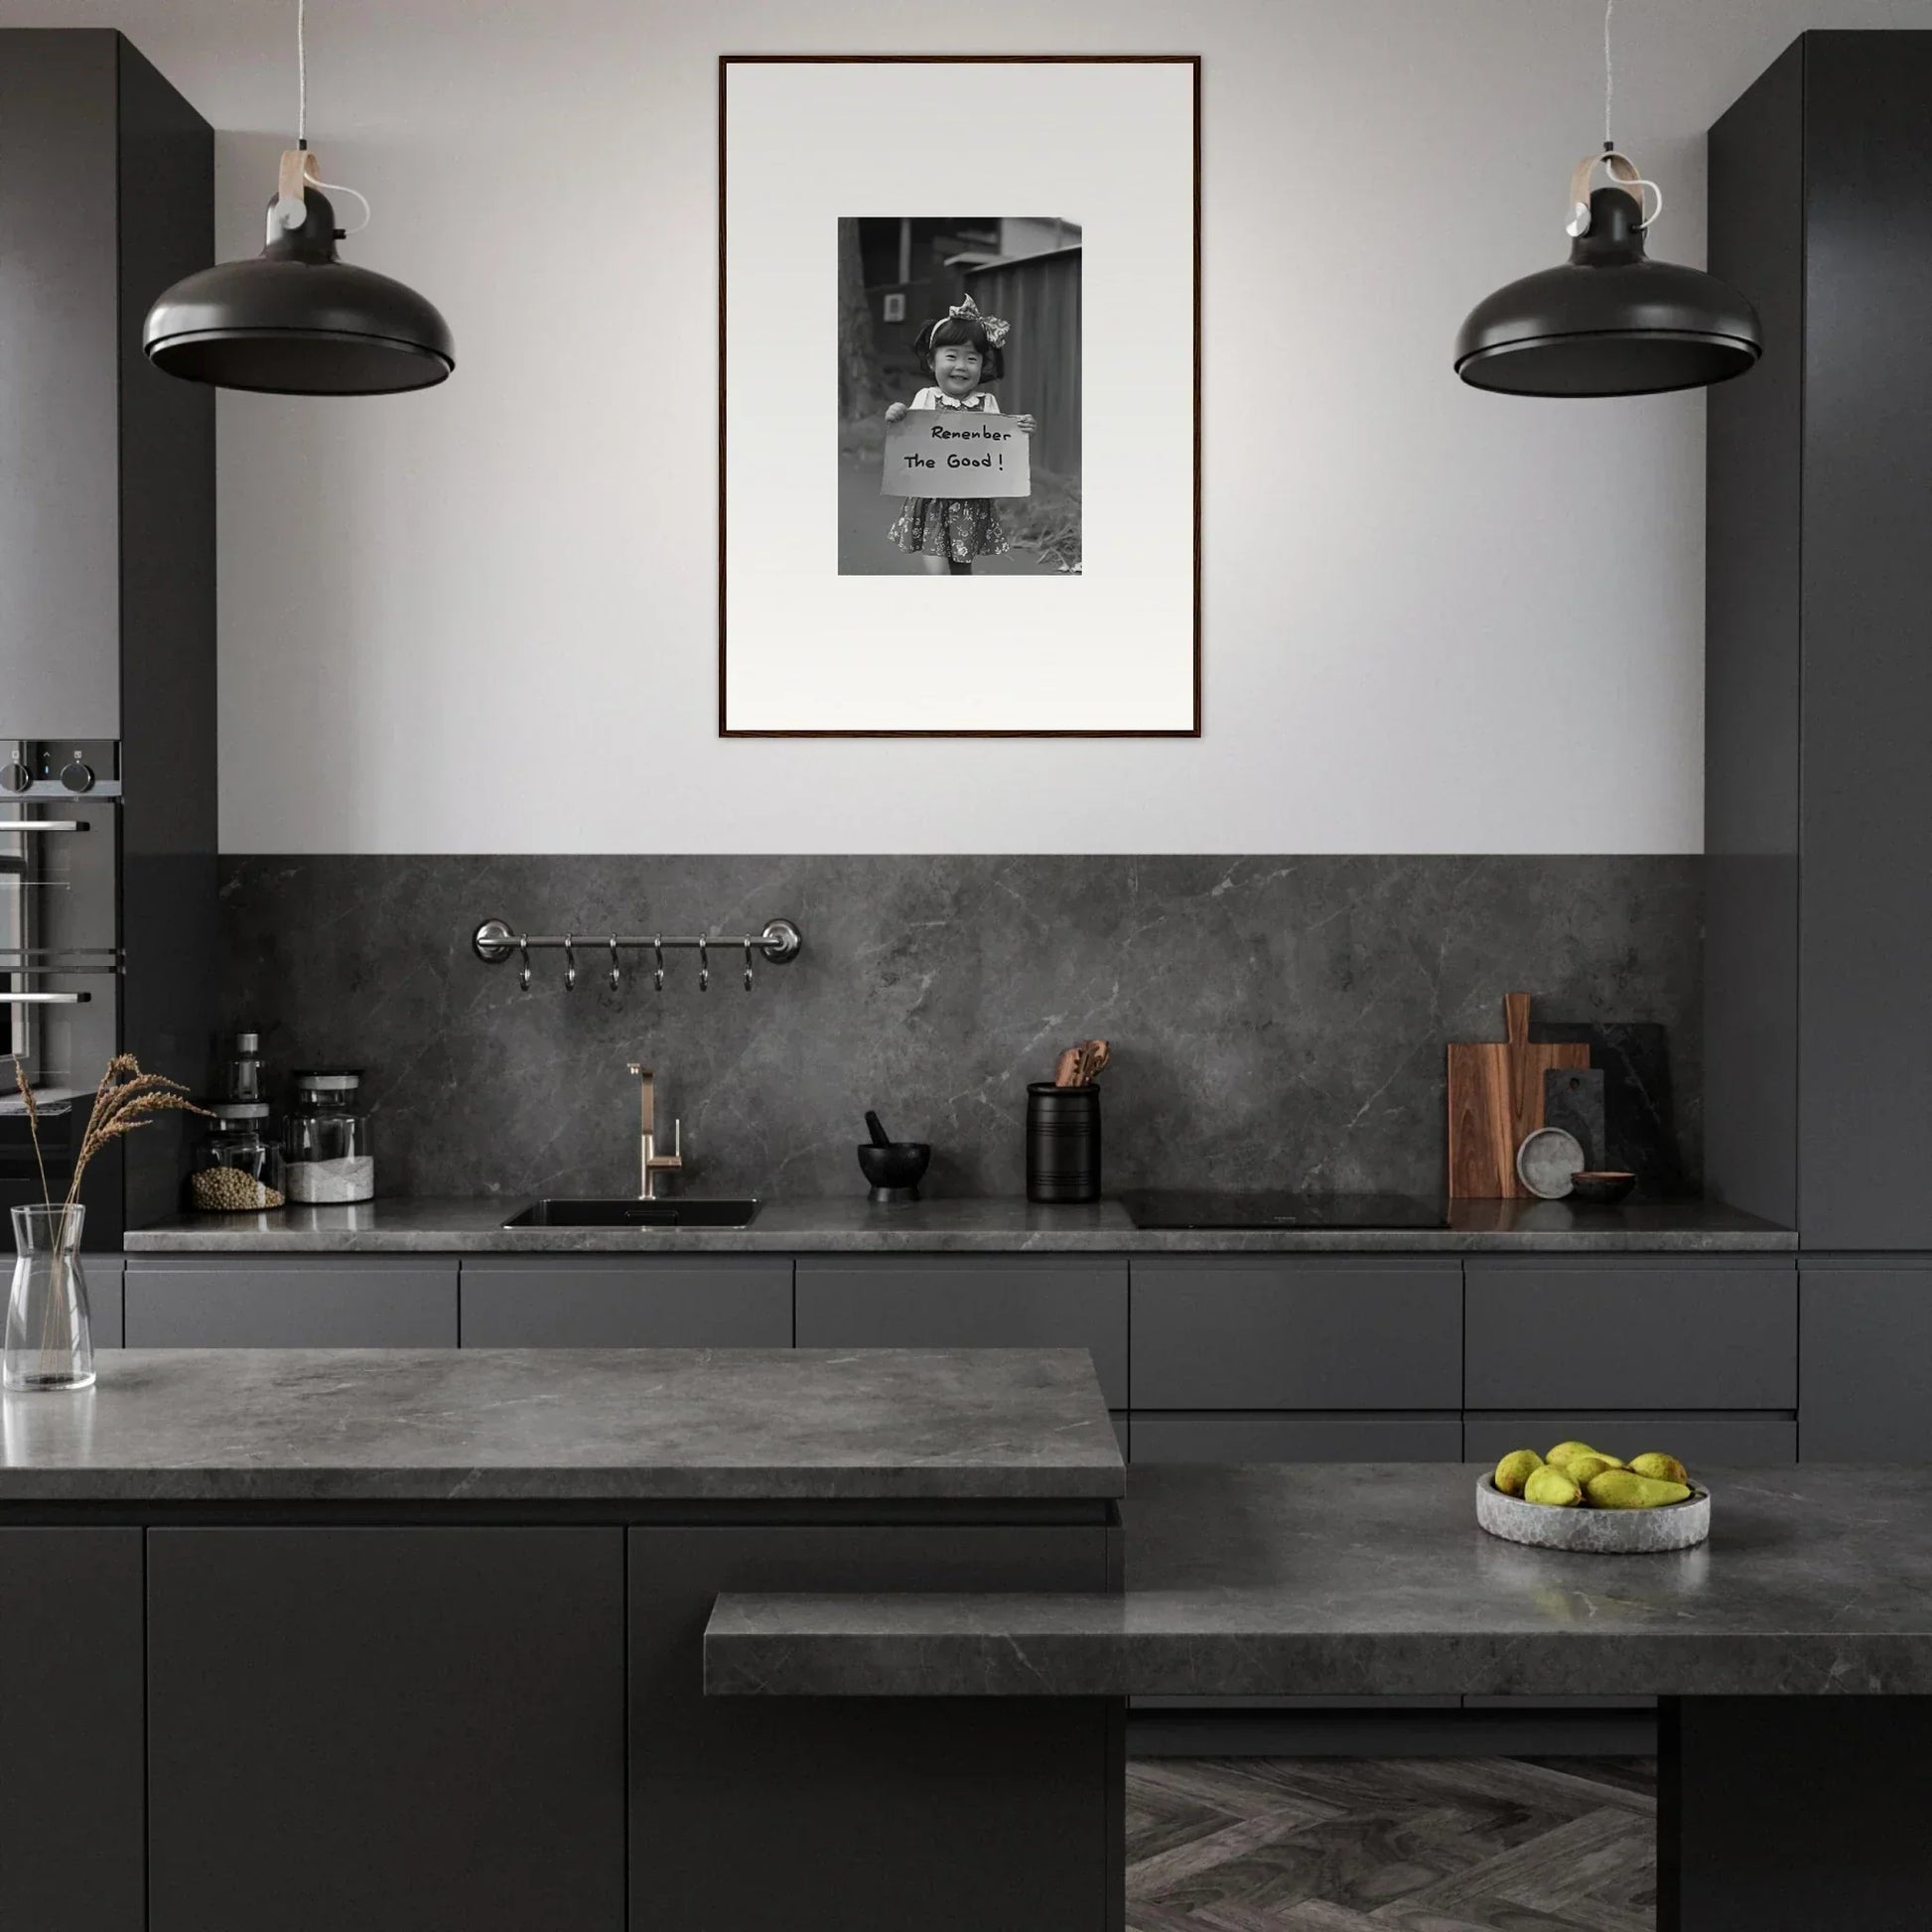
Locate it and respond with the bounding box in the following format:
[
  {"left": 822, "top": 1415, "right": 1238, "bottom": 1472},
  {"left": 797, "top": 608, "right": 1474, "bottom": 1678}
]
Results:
[{"left": 1477, "top": 1441, "right": 1711, "bottom": 1553}]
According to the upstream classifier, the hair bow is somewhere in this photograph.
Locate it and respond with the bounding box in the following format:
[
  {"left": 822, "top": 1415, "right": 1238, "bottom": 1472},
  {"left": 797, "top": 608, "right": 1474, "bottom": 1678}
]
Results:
[{"left": 948, "top": 292, "right": 1010, "bottom": 347}]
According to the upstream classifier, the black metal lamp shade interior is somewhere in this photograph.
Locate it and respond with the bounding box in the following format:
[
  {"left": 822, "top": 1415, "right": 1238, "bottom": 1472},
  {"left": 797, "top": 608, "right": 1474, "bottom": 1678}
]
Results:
[
  {"left": 1455, "top": 186, "right": 1760, "bottom": 397},
  {"left": 143, "top": 186, "right": 454, "bottom": 396}
]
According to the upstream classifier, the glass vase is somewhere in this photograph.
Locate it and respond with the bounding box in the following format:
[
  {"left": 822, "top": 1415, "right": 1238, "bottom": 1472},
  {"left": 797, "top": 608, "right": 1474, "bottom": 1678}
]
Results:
[{"left": 5, "top": 1204, "right": 95, "bottom": 1393}]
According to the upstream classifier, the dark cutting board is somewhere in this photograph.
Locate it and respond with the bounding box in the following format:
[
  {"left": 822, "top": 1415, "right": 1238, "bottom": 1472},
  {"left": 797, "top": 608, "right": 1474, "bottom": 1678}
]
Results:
[{"left": 1544, "top": 1065, "right": 1606, "bottom": 1172}]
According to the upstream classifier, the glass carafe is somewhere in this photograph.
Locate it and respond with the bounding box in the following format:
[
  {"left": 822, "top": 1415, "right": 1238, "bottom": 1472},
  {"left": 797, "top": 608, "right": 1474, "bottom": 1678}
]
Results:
[{"left": 5, "top": 1204, "right": 95, "bottom": 1392}]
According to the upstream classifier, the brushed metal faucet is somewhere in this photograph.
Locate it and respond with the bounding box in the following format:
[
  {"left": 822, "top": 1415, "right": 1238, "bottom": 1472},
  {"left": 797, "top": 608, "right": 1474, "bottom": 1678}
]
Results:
[{"left": 625, "top": 1063, "right": 684, "bottom": 1199}]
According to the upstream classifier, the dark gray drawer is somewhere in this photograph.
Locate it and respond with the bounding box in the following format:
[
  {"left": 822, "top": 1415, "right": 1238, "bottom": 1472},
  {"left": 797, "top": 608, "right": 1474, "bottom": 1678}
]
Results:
[
  {"left": 1800, "top": 1265, "right": 1932, "bottom": 1459},
  {"left": 1464, "top": 1260, "right": 1796, "bottom": 1410},
  {"left": 460, "top": 1258, "right": 791, "bottom": 1348},
  {"left": 793, "top": 1258, "right": 1128, "bottom": 1408},
  {"left": 125, "top": 1258, "right": 458, "bottom": 1348},
  {"left": 1130, "top": 1259, "right": 1461, "bottom": 1411},
  {"left": 1130, "top": 1413, "right": 1463, "bottom": 1463},
  {"left": 1463, "top": 1412, "right": 1797, "bottom": 1466},
  {"left": 83, "top": 1255, "right": 123, "bottom": 1348}
]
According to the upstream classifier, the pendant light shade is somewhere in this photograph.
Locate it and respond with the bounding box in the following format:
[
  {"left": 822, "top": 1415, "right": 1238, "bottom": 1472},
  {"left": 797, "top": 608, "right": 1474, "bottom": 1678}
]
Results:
[
  {"left": 1455, "top": 183, "right": 1760, "bottom": 398},
  {"left": 143, "top": 4, "right": 451, "bottom": 396},
  {"left": 144, "top": 182, "right": 453, "bottom": 395}
]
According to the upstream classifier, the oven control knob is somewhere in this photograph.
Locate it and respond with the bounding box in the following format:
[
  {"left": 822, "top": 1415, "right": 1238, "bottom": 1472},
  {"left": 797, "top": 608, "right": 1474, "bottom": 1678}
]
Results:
[
  {"left": 60, "top": 759, "right": 95, "bottom": 794},
  {"left": 0, "top": 761, "right": 30, "bottom": 793}
]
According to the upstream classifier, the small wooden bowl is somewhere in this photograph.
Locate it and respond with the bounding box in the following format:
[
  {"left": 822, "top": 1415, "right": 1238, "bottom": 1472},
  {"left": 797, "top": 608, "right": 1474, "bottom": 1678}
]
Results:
[{"left": 1568, "top": 1171, "right": 1637, "bottom": 1205}]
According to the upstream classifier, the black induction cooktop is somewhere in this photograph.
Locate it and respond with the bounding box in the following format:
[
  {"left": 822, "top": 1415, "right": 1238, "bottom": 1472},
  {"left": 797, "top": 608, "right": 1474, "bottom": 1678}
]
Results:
[{"left": 1119, "top": 1191, "right": 1450, "bottom": 1231}]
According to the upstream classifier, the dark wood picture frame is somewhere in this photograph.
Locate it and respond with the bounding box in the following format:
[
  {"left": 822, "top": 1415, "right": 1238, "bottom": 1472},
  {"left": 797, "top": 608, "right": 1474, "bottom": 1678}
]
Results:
[{"left": 718, "top": 53, "right": 1202, "bottom": 739}]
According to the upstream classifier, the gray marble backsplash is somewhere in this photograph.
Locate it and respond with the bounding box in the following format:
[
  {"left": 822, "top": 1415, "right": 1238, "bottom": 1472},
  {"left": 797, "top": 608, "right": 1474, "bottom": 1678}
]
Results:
[{"left": 216, "top": 856, "right": 1702, "bottom": 1203}]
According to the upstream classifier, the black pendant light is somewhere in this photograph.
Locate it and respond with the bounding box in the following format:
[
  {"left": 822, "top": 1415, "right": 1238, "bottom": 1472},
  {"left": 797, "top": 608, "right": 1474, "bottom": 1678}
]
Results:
[
  {"left": 1454, "top": 1, "right": 1759, "bottom": 397},
  {"left": 143, "top": 1, "right": 453, "bottom": 395}
]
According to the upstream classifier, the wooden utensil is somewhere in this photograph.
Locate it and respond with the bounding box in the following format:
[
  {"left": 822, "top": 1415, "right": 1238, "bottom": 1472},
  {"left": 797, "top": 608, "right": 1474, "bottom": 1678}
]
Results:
[
  {"left": 1052, "top": 1039, "right": 1111, "bottom": 1087},
  {"left": 1447, "top": 993, "right": 1589, "bottom": 1198}
]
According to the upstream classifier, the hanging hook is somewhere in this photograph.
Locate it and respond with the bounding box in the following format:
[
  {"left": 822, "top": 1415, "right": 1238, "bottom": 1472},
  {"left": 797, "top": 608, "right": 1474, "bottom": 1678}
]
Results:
[
  {"left": 698, "top": 937, "right": 710, "bottom": 994},
  {"left": 609, "top": 936, "right": 621, "bottom": 992},
  {"left": 517, "top": 934, "right": 532, "bottom": 994},
  {"left": 744, "top": 938, "right": 755, "bottom": 993},
  {"left": 653, "top": 937, "right": 664, "bottom": 994}
]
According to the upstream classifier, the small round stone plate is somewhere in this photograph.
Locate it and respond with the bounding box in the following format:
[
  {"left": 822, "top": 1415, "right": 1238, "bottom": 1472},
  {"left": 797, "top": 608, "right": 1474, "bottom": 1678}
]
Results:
[
  {"left": 1476, "top": 1475, "right": 1711, "bottom": 1553},
  {"left": 1516, "top": 1126, "right": 1586, "bottom": 1199}
]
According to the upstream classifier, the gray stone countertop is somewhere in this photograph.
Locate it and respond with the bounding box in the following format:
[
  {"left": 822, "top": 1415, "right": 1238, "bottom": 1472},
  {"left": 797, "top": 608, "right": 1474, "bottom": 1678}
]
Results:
[
  {"left": 705, "top": 1461, "right": 1932, "bottom": 1698},
  {"left": 122, "top": 1194, "right": 1796, "bottom": 1254},
  {"left": 0, "top": 1347, "right": 1123, "bottom": 1503}
]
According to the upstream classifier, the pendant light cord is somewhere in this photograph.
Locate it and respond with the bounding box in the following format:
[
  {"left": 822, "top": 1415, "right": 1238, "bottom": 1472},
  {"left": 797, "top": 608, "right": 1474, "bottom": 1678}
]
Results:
[
  {"left": 1603, "top": 0, "right": 1614, "bottom": 148},
  {"left": 273, "top": 0, "right": 371, "bottom": 234}
]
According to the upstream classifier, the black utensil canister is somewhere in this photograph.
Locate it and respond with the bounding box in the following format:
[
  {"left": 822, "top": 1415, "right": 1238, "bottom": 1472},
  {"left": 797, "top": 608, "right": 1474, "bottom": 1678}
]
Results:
[{"left": 1027, "top": 1082, "right": 1101, "bottom": 1203}]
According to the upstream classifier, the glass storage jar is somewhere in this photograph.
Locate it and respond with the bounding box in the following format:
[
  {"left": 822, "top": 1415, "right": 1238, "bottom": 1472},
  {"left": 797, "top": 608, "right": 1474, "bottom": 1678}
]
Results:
[
  {"left": 283, "top": 1069, "right": 375, "bottom": 1204},
  {"left": 217, "top": 1030, "right": 266, "bottom": 1103},
  {"left": 189, "top": 1103, "right": 287, "bottom": 1212}
]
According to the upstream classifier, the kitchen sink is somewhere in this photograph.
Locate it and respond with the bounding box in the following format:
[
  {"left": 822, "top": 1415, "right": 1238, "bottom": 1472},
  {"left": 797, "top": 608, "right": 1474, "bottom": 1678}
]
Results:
[{"left": 502, "top": 1197, "right": 761, "bottom": 1229}]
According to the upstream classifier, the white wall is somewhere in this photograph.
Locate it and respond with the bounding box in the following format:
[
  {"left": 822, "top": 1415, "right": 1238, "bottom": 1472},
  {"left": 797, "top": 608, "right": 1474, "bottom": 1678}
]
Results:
[{"left": 7, "top": 0, "right": 1928, "bottom": 854}]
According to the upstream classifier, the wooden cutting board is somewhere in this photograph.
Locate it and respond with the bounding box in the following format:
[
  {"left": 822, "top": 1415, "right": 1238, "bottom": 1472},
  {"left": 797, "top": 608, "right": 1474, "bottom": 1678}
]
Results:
[{"left": 1447, "top": 993, "right": 1590, "bottom": 1197}]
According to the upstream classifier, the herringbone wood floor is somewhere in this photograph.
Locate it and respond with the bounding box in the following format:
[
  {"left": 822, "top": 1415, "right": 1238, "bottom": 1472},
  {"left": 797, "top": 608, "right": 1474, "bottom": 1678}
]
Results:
[{"left": 1126, "top": 1756, "right": 1656, "bottom": 1931}]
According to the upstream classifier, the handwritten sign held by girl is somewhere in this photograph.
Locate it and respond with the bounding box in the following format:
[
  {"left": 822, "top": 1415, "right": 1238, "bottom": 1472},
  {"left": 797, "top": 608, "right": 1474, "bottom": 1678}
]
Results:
[
  {"left": 882, "top": 292, "right": 1036, "bottom": 574},
  {"left": 882, "top": 412, "right": 1031, "bottom": 499}
]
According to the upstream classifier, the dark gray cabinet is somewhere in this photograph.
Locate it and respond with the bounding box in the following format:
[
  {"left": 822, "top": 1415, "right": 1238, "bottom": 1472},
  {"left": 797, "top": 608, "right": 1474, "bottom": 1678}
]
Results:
[
  {"left": 106, "top": 1244, "right": 1833, "bottom": 1464},
  {"left": 147, "top": 1527, "right": 625, "bottom": 1932},
  {"left": 0, "top": 1529, "right": 144, "bottom": 1932},
  {"left": 85, "top": 1254, "right": 123, "bottom": 1347},
  {"left": 1464, "top": 1260, "right": 1795, "bottom": 1411},
  {"left": 1131, "top": 1258, "right": 1461, "bottom": 1411},
  {"left": 0, "top": 30, "right": 209, "bottom": 735},
  {"left": 1463, "top": 1413, "right": 1797, "bottom": 1466},
  {"left": 460, "top": 1256, "right": 791, "bottom": 1347},
  {"left": 629, "top": 1523, "right": 1116, "bottom": 1932},
  {"left": 795, "top": 1257, "right": 1128, "bottom": 1409},
  {"left": 1132, "top": 1413, "right": 1462, "bottom": 1463},
  {"left": 1800, "top": 1264, "right": 1932, "bottom": 1460},
  {"left": 124, "top": 1257, "right": 458, "bottom": 1346},
  {"left": 1708, "top": 33, "right": 1932, "bottom": 1249},
  {"left": 0, "top": 31, "right": 215, "bottom": 1246}
]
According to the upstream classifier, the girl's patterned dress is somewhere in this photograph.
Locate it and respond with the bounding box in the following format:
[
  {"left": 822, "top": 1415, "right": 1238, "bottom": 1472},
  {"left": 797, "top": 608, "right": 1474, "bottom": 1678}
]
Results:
[{"left": 887, "top": 388, "right": 1012, "bottom": 563}]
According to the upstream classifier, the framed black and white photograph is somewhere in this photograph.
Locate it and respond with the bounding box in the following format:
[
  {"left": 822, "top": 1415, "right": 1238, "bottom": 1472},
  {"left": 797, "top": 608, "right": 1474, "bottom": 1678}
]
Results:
[{"left": 720, "top": 56, "right": 1199, "bottom": 737}]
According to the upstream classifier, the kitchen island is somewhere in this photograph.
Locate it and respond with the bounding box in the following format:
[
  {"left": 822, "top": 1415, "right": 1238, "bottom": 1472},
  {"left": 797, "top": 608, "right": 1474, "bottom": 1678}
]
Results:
[
  {"left": 712, "top": 1461, "right": 1932, "bottom": 1931},
  {"left": 0, "top": 1346, "right": 1124, "bottom": 1932}
]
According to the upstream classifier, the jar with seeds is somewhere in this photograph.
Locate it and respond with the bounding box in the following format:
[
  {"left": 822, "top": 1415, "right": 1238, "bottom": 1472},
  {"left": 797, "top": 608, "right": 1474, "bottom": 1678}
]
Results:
[{"left": 188, "top": 1103, "right": 287, "bottom": 1212}]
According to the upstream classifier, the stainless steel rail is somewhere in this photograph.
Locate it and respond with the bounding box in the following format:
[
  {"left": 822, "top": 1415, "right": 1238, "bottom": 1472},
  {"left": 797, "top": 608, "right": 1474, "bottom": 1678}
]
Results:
[{"left": 471, "top": 916, "right": 802, "bottom": 993}]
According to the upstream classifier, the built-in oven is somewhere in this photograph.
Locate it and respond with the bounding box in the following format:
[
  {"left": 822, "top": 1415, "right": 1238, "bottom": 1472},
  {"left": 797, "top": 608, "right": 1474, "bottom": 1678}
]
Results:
[{"left": 0, "top": 741, "right": 123, "bottom": 1238}]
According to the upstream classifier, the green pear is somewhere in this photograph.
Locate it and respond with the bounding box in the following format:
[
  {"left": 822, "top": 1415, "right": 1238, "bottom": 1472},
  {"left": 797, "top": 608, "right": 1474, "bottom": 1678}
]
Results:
[
  {"left": 1629, "top": 1451, "right": 1690, "bottom": 1485},
  {"left": 1494, "top": 1449, "right": 1543, "bottom": 1496},
  {"left": 1559, "top": 1452, "right": 1619, "bottom": 1485},
  {"left": 1524, "top": 1465, "right": 1584, "bottom": 1507},
  {"left": 1585, "top": 1469, "right": 1693, "bottom": 1510}
]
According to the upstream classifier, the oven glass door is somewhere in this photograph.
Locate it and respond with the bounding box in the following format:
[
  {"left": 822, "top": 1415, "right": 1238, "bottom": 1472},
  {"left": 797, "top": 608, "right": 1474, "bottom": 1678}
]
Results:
[{"left": 0, "top": 800, "right": 119, "bottom": 1215}]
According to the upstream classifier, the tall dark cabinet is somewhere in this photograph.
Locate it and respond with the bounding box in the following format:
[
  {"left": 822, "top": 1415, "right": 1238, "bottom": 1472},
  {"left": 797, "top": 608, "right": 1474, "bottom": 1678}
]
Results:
[
  {"left": 1707, "top": 32, "right": 1932, "bottom": 1456},
  {"left": 0, "top": 31, "right": 214, "bottom": 1242},
  {"left": 1707, "top": 31, "right": 1932, "bottom": 1250}
]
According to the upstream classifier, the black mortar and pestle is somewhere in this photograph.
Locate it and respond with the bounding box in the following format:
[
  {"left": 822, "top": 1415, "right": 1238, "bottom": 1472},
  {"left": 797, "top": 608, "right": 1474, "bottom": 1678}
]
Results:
[{"left": 858, "top": 1110, "right": 930, "bottom": 1205}]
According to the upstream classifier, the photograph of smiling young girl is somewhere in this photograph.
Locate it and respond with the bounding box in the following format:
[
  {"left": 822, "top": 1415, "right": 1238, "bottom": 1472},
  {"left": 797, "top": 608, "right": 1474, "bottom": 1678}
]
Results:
[{"left": 837, "top": 216, "right": 1082, "bottom": 576}]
